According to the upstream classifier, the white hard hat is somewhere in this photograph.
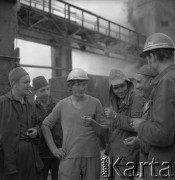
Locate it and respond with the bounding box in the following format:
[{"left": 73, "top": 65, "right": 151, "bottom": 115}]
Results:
[
  {"left": 67, "top": 68, "right": 88, "bottom": 81},
  {"left": 141, "top": 33, "right": 175, "bottom": 57}
]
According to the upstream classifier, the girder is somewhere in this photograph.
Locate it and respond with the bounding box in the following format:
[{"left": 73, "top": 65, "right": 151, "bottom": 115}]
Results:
[{"left": 17, "top": 0, "right": 146, "bottom": 61}]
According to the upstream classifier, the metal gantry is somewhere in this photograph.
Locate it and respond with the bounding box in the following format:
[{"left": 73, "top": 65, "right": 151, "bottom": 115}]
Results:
[{"left": 17, "top": 0, "right": 146, "bottom": 60}]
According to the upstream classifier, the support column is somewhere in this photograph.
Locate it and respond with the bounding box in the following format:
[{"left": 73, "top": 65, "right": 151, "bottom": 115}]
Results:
[
  {"left": 51, "top": 42, "right": 72, "bottom": 77},
  {"left": 0, "top": 0, "right": 19, "bottom": 95}
]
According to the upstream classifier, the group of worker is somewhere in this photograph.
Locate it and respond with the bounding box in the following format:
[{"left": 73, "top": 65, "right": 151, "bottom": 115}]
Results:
[{"left": 0, "top": 32, "right": 175, "bottom": 180}]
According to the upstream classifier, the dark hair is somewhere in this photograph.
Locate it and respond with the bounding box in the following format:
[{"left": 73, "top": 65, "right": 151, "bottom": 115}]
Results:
[
  {"left": 67, "top": 79, "right": 88, "bottom": 91},
  {"left": 146, "top": 48, "right": 174, "bottom": 62}
]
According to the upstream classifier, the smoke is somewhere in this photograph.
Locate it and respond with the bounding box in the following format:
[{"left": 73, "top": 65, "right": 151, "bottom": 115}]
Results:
[
  {"left": 127, "top": 0, "right": 139, "bottom": 32},
  {"left": 63, "top": 0, "right": 134, "bottom": 30},
  {"left": 66, "top": 0, "right": 144, "bottom": 78},
  {"left": 72, "top": 49, "right": 140, "bottom": 79},
  {"left": 17, "top": 0, "right": 144, "bottom": 82}
]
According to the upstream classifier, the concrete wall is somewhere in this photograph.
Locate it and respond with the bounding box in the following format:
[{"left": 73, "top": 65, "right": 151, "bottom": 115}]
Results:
[
  {"left": 128, "top": 0, "right": 175, "bottom": 40},
  {"left": 0, "top": 1, "right": 18, "bottom": 56},
  {"left": 154, "top": 0, "right": 175, "bottom": 40},
  {"left": 51, "top": 43, "right": 72, "bottom": 77},
  {"left": 0, "top": 1, "right": 19, "bottom": 95}
]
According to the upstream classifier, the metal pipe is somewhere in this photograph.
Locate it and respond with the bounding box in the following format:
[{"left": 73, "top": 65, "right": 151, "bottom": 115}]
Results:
[
  {"left": 20, "top": 64, "right": 70, "bottom": 71},
  {"left": 49, "top": 0, "right": 51, "bottom": 15}
]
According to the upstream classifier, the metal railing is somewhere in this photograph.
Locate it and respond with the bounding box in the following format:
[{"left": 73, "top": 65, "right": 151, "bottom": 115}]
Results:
[{"left": 19, "top": 0, "right": 145, "bottom": 48}]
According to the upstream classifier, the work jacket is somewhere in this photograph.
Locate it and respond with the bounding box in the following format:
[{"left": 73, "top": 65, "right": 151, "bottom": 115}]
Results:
[
  {"left": 107, "top": 80, "right": 144, "bottom": 164},
  {"left": 0, "top": 91, "right": 43, "bottom": 175},
  {"left": 138, "top": 64, "right": 175, "bottom": 180},
  {"left": 35, "top": 97, "right": 62, "bottom": 158}
]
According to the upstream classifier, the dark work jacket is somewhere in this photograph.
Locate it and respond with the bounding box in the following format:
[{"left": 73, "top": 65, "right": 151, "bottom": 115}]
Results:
[
  {"left": 0, "top": 91, "right": 43, "bottom": 175},
  {"left": 138, "top": 64, "right": 175, "bottom": 180},
  {"left": 35, "top": 97, "right": 62, "bottom": 158},
  {"left": 107, "top": 81, "right": 144, "bottom": 164}
]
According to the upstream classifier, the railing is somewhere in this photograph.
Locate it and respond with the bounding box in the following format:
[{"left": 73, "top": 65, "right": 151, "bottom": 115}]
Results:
[{"left": 19, "top": 0, "right": 145, "bottom": 48}]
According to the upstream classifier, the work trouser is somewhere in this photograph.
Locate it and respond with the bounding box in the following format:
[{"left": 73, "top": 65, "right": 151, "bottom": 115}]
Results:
[
  {"left": 42, "top": 157, "right": 60, "bottom": 180},
  {"left": 3, "top": 141, "right": 42, "bottom": 180},
  {"left": 0, "top": 148, "right": 4, "bottom": 180},
  {"left": 58, "top": 157, "right": 101, "bottom": 180}
]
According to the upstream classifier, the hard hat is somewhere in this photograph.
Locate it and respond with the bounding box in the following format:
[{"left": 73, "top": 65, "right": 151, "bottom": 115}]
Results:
[
  {"left": 141, "top": 33, "right": 175, "bottom": 56},
  {"left": 67, "top": 68, "right": 88, "bottom": 81}
]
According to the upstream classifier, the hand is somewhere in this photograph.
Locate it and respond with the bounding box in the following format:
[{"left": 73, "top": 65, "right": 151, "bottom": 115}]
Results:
[
  {"left": 104, "top": 107, "right": 117, "bottom": 119},
  {"left": 81, "top": 116, "right": 94, "bottom": 127},
  {"left": 130, "top": 118, "right": 145, "bottom": 132},
  {"left": 123, "top": 136, "right": 140, "bottom": 149},
  {"left": 27, "top": 128, "right": 37, "bottom": 138},
  {"left": 52, "top": 148, "right": 66, "bottom": 159}
]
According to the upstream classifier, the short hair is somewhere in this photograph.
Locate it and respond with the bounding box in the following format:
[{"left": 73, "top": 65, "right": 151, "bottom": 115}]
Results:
[
  {"left": 67, "top": 79, "right": 88, "bottom": 91},
  {"left": 146, "top": 48, "right": 174, "bottom": 62}
]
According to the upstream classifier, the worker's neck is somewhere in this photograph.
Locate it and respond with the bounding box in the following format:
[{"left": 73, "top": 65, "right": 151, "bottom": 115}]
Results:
[
  {"left": 71, "top": 94, "right": 86, "bottom": 102},
  {"left": 12, "top": 89, "right": 25, "bottom": 104},
  {"left": 157, "top": 60, "right": 173, "bottom": 74},
  {"left": 37, "top": 97, "right": 50, "bottom": 108}
]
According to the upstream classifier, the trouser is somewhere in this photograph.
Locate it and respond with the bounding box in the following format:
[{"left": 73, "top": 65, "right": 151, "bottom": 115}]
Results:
[
  {"left": 3, "top": 141, "right": 42, "bottom": 180},
  {"left": 0, "top": 149, "right": 4, "bottom": 180},
  {"left": 42, "top": 157, "right": 60, "bottom": 180},
  {"left": 58, "top": 157, "right": 101, "bottom": 180}
]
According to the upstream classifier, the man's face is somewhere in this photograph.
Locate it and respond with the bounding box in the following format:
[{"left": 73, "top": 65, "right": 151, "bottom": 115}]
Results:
[
  {"left": 136, "top": 74, "right": 152, "bottom": 99},
  {"left": 35, "top": 85, "right": 50, "bottom": 102},
  {"left": 71, "top": 80, "right": 88, "bottom": 98},
  {"left": 112, "top": 81, "right": 128, "bottom": 100},
  {"left": 14, "top": 75, "right": 31, "bottom": 96}
]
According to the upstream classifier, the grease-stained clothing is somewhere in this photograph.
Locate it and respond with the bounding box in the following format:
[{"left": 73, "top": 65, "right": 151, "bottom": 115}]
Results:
[
  {"left": 108, "top": 82, "right": 144, "bottom": 160},
  {"left": 43, "top": 95, "right": 108, "bottom": 180},
  {"left": 138, "top": 65, "right": 175, "bottom": 180},
  {"left": 106, "top": 81, "right": 144, "bottom": 180},
  {"left": 0, "top": 91, "right": 43, "bottom": 180}
]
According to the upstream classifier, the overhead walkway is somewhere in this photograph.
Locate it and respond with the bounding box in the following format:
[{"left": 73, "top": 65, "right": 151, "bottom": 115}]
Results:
[{"left": 18, "top": 0, "right": 146, "bottom": 60}]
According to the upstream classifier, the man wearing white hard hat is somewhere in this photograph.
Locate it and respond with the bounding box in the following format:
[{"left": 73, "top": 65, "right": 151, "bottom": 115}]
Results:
[
  {"left": 131, "top": 33, "right": 175, "bottom": 180},
  {"left": 41, "top": 68, "right": 109, "bottom": 180}
]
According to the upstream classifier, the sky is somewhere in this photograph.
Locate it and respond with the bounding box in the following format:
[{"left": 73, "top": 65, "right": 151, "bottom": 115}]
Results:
[
  {"left": 16, "top": 0, "right": 136, "bottom": 82},
  {"left": 63, "top": 0, "right": 132, "bottom": 29}
]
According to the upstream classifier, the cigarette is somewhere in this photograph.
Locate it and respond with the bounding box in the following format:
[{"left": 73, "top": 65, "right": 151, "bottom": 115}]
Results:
[{"left": 28, "top": 89, "right": 32, "bottom": 94}]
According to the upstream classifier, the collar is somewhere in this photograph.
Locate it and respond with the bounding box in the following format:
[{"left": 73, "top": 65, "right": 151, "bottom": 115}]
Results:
[
  {"left": 152, "top": 64, "right": 175, "bottom": 85},
  {"left": 119, "top": 87, "right": 133, "bottom": 106},
  {"left": 6, "top": 91, "right": 27, "bottom": 104},
  {"left": 35, "top": 96, "right": 53, "bottom": 107}
]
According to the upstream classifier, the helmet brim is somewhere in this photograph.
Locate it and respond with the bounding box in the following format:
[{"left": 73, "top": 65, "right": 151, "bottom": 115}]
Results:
[
  {"left": 67, "top": 78, "right": 89, "bottom": 81},
  {"left": 140, "top": 52, "right": 147, "bottom": 58}
]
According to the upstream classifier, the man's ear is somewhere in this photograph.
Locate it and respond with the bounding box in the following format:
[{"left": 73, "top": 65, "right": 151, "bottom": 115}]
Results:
[
  {"left": 11, "top": 81, "right": 16, "bottom": 88},
  {"left": 147, "top": 53, "right": 155, "bottom": 65},
  {"left": 149, "top": 77, "right": 153, "bottom": 84},
  {"left": 151, "top": 53, "right": 158, "bottom": 64}
]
